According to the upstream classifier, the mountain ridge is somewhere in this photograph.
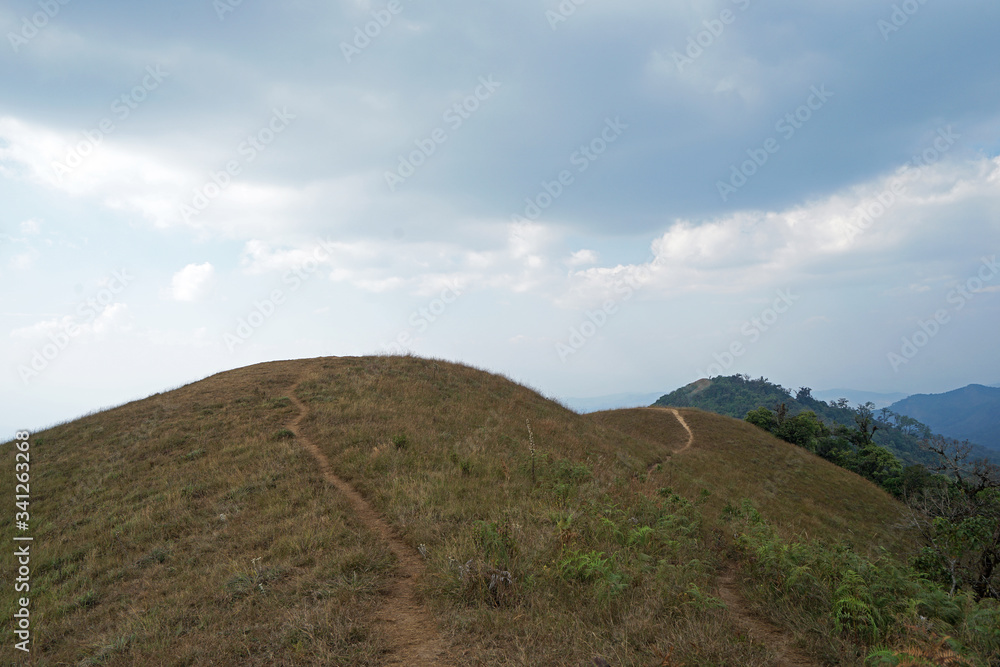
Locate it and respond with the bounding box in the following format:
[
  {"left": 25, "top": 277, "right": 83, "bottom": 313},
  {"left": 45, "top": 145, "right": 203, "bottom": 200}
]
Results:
[
  {"left": 889, "top": 384, "right": 1000, "bottom": 452},
  {"left": 3, "top": 356, "right": 942, "bottom": 665}
]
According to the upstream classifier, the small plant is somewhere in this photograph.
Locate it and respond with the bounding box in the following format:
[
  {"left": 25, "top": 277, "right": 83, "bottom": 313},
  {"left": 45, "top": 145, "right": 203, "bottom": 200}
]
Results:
[
  {"left": 557, "top": 549, "right": 627, "bottom": 598},
  {"left": 392, "top": 433, "right": 408, "bottom": 449},
  {"left": 681, "top": 583, "right": 726, "bottom": 611},
  {"left": 867, "top": 629, "right": 975, "bottom": 666},
  {"left": 474, "top": 519, "right": 518, "bottom": 568},
  {"left": 272, "top": 428, "right": 295, "bottom": 441},
  {"left": 627, "top": 525, "right": 655, "bottom": 548},
  {"left": 225, "top": 556, "right": 275, "bottom": 599},
  {"left": 136, "top": 547, "right": 170, "bottom": 568},
  {"left": 181, "top": 483, "right": 208, "bottom": 498},
  {"left": 526, "top": 419, "right": 537, "bottom": 484},
  {"left": 454, "top": 558, "right": 517, "bottom": 607},
  {"left": 75, "top": 589, "right": 99, "bottom": 610}
]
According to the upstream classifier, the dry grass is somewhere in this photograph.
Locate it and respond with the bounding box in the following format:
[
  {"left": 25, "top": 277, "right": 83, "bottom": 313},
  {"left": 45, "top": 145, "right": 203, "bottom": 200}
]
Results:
[
  {"left": 1, "top": 360, "right": 394, "bottom": 665},
  {"left": 1, "top": 355, "right": 920, "bottom": 665},
  {"left": 589, "top": 407, "right": 914, "bottom": 557}
]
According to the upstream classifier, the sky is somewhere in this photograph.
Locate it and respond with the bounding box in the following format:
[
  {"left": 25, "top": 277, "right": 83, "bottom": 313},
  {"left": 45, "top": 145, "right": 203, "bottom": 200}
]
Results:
[{"left": 2, "top": 0, "right": 999, "bottom": 436}]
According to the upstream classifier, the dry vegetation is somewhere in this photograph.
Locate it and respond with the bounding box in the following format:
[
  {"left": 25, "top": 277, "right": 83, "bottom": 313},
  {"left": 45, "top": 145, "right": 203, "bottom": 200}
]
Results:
[
  {"left": 1, "top": 360, "right": 395, "bottom": 665},
  {"left": 4, "top": 355, "right": 988, "bottom": 666},
  {"left": 590, "top": 408, "right": 913, "bottom": 556}
]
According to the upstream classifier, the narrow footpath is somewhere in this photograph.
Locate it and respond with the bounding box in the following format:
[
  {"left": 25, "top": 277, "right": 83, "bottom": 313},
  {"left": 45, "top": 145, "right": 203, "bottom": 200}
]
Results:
[{"left": 286, "top": 381, "right": 454, "bottom": 666}]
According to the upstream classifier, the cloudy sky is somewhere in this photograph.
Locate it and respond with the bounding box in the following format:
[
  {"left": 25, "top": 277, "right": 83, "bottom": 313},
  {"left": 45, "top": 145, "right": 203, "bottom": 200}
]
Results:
[{"left": 3, "top": 0, "right": 999, "bottom": 435}]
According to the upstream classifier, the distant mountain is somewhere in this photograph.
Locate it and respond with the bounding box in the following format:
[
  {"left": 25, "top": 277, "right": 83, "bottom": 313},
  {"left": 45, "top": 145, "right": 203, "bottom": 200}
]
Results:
[
  {"left": 813, "top": 388, "right": 909, "bottom": 409},
  {"left": 890, "top": 384, "right": 1000, "bottom": 452},
  {"left": 560, "top": 391, "right": 663, "bottom": 413}
]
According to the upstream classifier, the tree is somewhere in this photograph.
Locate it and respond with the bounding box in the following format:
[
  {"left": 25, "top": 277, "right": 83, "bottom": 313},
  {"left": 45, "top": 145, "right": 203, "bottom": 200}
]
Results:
[
  {"left": 852, "top": 401, "right": 878, "bottom": 448},
  {"left": 745, "top": 406, "right": 777, "bottom": 432},
  {"left": 775, "top": 410, "right": 828, "bottom": 453},
  {"left": 907, "top": 437, "right": 1000, "bottom": 600},
  {"left": 853, "top": 443, "right": 903, "bottom": 491},
  {"left": 775, "top": 402, "right": 788, "bottom": 426}
]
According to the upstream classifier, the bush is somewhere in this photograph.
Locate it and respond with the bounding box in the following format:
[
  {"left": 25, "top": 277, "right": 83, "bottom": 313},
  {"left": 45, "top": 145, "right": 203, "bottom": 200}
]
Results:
[{"left": 727, "top": 500, "right": 998, "bottom": 665}]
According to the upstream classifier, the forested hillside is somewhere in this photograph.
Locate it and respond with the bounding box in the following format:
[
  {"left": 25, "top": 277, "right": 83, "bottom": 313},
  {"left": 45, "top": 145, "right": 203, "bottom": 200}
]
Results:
[{"left": 891, "top": 384, "right": 1000, "bottom": 452}]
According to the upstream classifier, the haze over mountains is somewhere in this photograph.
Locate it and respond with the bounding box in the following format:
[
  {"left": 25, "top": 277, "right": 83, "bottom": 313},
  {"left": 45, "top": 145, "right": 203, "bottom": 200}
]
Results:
[
  {"left": 889, "top": 384, "right": 1000, "bottom": 452},
  {"left": 558, "top": 391, "right": 664, "bottom": 414},
  {"left": 811, "top": 389, "right": 909, "bottom": 410}
]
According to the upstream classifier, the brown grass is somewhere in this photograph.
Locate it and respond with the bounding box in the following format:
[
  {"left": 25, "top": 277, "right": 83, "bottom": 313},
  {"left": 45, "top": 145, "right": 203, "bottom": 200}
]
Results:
[
  {"left": 1, "top": 360, "right": 395, "bottom": 665},
  {"left": 1, "top": 355, "right": 917, "bottom": 665},
  {"left": 588, "top": 407, "right": 914, "bottom": 557}
]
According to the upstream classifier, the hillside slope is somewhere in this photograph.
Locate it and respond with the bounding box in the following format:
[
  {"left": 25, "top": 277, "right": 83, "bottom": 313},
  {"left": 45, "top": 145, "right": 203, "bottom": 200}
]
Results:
[
  {"left": 890, "top": 384, "right": 1000, "bottom": 452},
  {"left": 1, "top": 357, "right": 935, "bottom": 665},
  {"left": 588, "top": 408, "right": 908, "bottom": 551}
]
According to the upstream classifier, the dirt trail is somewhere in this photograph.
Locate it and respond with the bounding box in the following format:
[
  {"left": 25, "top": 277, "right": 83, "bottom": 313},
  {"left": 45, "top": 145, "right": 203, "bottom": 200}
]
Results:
[
  {"left": 666, "top": 408, "right": 694, "bottom": 453},
  {"left": 647, "top": 407, "right": 695, "bottom": 453},
  {"left": 716, "top": 564, "right": 819, "bottom": 667},
  {"left": 286, "top": 382, "right": 454, "bottom": 666},
  {"left": 649, "top": 407, "right": 816, "bottom": 665}
]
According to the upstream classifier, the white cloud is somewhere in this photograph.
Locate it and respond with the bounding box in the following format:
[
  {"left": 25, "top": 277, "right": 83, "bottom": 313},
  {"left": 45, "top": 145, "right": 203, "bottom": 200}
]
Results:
[
  {"left": 10, "top": 303, "right": 132, "bottom": 341},
  {"left": 10, "top": 250, "right": 37, "bottom": 270},
  {"left": 561, "top": 155, "right": 1000, "bottom": 306},
  {"left": 566, "top": 249, "right": 599, "bottom": 267},
  {"left": 165, "top": 263, "right": 215, "bottom": 302}
]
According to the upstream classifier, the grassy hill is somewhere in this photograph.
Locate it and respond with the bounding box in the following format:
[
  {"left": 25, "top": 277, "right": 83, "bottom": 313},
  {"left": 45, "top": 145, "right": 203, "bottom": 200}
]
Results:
[
  {"left": 2, "top": 357, "right": 996, "bottom": 666},
  {"left": 890, "top": 384, "right": 1000, "bottom": 452}
]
